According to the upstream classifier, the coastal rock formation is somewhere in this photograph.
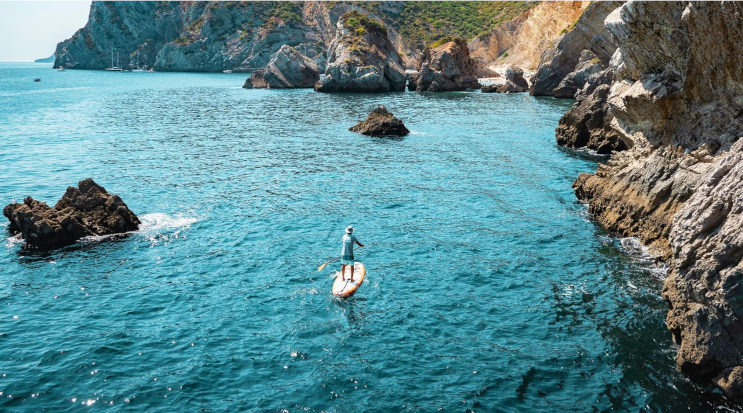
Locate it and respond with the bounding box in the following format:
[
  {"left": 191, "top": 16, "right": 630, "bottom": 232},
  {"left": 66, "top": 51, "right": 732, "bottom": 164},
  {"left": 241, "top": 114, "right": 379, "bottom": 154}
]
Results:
[
  {"left": 481, "top": 65, "right": 528, "bottom": 93},
  {"left": 552, "top": 50, "right": 604, "bottom": 98},
  {"left": 663, "top": 140, "right": 743, "bottom": 399},
  {"left": 243, "top": 45, "right": 319, "bottom": 89},
  {"left": 349, "top": 105, "right": 409, "bottom": 137},
  {"left": 408, "top": 39, "right": 480, "bottom": 92},
  {"left": 468, "top": 1, "right": 590, "bottom": 72},
  {"left": 555, "top": 68, "right": 627, "bottom": 153},
  {"left": 314, "top": 11, "right": 405, "bottom": 93},
  {"left": 3, "top": 179, "right": 140, "bottom": 248},
  {"left": 529, "top": 1, "right": 621, "bottom": 96},
  {"left": 562, "top": 1, "right": 743, "bottom": 400},
  {"left": 54, "top": 2, "right": 535, "bottom": 72}
]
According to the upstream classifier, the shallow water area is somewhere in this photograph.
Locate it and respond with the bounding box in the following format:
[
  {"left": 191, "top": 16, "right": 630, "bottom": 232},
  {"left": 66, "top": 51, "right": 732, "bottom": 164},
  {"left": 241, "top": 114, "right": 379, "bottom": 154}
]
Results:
[{"left": 0, "top": 63, "right": 732, "bottom": 411}]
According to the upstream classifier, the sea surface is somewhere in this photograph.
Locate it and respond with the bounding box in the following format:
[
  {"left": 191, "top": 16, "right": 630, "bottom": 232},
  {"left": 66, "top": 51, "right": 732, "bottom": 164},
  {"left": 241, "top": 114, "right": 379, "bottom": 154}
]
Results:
[{"left": 0, "top": 63, "right": 734, "bottom": 412}]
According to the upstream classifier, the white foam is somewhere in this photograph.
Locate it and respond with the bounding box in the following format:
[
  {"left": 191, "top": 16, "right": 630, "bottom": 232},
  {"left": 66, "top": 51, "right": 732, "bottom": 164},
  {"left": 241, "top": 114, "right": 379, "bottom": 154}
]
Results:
[{"left": 138, "top": 213, "right": 198, "bottom": 233}]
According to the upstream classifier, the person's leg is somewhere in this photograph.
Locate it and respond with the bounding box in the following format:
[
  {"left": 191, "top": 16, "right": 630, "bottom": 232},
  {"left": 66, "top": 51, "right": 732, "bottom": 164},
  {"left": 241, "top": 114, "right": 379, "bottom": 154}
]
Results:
[
  {"left": 341, "top": 264, "right": 346, "bottom": 280},
  {"left": 350, "top": 262, "right": 355, "bottom": 282}
]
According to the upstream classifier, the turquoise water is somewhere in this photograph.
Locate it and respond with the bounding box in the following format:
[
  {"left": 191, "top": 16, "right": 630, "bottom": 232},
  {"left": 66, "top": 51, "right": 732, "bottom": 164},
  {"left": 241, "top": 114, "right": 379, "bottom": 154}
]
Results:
[{"left": 0, "top": 63, "right": 730, "bottom": 411}]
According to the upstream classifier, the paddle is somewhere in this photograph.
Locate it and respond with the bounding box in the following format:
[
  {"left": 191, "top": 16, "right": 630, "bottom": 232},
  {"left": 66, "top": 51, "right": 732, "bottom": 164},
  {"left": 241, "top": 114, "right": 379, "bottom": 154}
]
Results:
[{"left": 317, "top": 245, "right": 364, "bottom": 272}]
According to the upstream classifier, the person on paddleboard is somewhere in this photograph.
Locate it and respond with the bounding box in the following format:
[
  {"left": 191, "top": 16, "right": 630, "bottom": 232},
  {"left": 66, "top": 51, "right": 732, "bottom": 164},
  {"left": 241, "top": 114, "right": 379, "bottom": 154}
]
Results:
[{"left": 341, "top": 226, "right": 364, "bottom": 282}]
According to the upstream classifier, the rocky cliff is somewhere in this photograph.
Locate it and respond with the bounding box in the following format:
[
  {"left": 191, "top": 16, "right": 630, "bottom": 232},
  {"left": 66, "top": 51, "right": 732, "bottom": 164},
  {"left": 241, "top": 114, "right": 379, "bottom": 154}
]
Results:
[
  {"left": 559, "top": 1, "right": 743, "bottom": 401},
  {"left": 54, "top": 1, "right": 533, "bottom": 72},
  {"left": 469, "top": 1, "right": 591, "bottom": 73},
  {"left": 408, "top": 39, "right": 480, "bottom": 92},
  {"left": 314, "top": 11, "right": 405, "bottom": 93},
  {"left": 243, "top": 45, "right": 319, "bottom": 89},
  {"left": 530, "top": 1, "right": 621, "bottom": 97}
]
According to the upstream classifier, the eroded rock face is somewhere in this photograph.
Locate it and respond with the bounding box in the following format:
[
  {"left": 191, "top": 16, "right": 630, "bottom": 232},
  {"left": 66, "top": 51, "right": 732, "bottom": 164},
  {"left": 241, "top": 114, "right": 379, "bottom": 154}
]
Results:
[
  {"left": 408, "top": 39, "right": 480, "bottom": 92},
  {"left": 552, "top": 50, "right": 604, "bottom": 98},
  {"left": 314, "top": 11, "right": 405, "bottom": 93},
  {"left": 349, "top": 105, "right": 409, "bottom": 137},
  {"left": 243, "top": 45, "right": 319, "bottom": 89},
  {"left": 469, "top": 1, "right": 589, "bottom": 72},
  {"left": 563, "top": 1, "right": 743, "bottom": 400},
  {"left": 556, "top": 68, "right": 627, "bottom": 154},
  {"left": 663, "top": 140, "right": 743, "bottom": 400},
  {"left": 530, "top": 1, "right": 621, "bottom": 96},
  {"left": 3, "top": 179, "right": 140, "bottom": 248}
]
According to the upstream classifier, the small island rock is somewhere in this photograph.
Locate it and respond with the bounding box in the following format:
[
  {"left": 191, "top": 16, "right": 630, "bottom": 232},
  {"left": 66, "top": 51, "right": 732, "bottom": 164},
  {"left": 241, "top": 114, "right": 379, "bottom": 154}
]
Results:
[
  {"left": 408, "top": 39, "right": 481, "bottom": 92},
  {"left": 315, "top": 11, "right": 405, "bottom": 93},
  {"left": 243, "top": 45, "right": 320, "bottom": 89},
  {"left": 3, "top": 178, "right": 140, "bottom": 248},
  {"left": 349, "top": 105, "right": 409, "bottom": 137}
]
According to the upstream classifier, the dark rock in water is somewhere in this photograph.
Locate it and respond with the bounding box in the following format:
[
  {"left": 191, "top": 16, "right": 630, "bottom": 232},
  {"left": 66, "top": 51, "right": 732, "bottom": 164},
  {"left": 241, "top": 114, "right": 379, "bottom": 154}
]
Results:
[
  {"left": 555, "top": 68, "right": 627, "bottom": 154},
  {"left": 3, "top": 178, "right": 140, "bottom": 248},
  {"left": 315, "top": 11, "right": 405, "bottom": 93},
  {"left": 349, "top": 105, "right": 409, "bottom": 137},
  {"left": 34, "top": 78, "right": 41, "bottom": 82},
  {"left": 408, "top": 39, "right": 481, "bottom": 92},
  {"left": 243, "top": 45, "right": 320, "bottom": 89},
  {"left": 480, "top": 66, "right": 528, "bottom": 93}
]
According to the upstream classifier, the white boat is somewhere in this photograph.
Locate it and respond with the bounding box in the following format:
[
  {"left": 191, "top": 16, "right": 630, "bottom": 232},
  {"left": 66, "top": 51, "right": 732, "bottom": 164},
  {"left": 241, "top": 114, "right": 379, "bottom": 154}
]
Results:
[
  {"left": 105, "top": 47, "right": 123, "bottom": 71},
  {"left": 223, "top": 69, "right": 233, "bottom": 74}
]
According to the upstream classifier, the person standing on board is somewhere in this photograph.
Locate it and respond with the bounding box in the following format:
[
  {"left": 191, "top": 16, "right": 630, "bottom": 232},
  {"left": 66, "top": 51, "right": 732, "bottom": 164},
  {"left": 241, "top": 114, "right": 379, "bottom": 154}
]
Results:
[{"left": 341, "top": 226, "right": 364, "bottom": 282}]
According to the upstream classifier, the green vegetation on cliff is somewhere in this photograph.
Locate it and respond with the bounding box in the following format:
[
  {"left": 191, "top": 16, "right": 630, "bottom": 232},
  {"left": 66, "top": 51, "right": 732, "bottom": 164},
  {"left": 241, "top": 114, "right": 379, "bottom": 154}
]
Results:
[{"left": 384, "top": 1, "right": 534, "bottom": 50}]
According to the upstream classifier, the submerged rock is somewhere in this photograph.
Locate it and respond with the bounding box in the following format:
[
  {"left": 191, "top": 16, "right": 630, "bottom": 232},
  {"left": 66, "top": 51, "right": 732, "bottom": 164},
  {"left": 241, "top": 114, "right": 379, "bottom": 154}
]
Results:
[
  {"left": 243, "top": 45, "right": 320, "bottom": 89},
  {"left": 349, "top": 105, "right": 409, "bottom": 137},
  {"left": 481, "top": 66, "right": 528, "bottom": 93},
  {"left": 408, "top": 39, "right": 481, "bottom": 92},
  {"left": 3, "top": 179, "right": 140, "bottom": 248},
  {"left": 314, "top": 11, "right": 405, "bottom": 93}
]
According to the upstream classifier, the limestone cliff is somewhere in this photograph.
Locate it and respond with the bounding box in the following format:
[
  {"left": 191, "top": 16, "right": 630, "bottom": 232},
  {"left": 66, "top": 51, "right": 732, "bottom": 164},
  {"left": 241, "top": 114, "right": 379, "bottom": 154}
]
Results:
[
  {"left": 314, "top": 11, "right": 405, "bottom": 93},
  {"left": 561, "top": 1, "right": 743, "bottom": 401},
  {"left": 530, "top": 1, "right": 621, "bottom": 96},
  {"left": 408, "top": 39, "right": 480, "bottom": 92},
  {"left": 54, "top": 1, "right": 533, "bottom": 72},
  {"left": 469, "top": 1, "right": 591, "bottom": 73}
]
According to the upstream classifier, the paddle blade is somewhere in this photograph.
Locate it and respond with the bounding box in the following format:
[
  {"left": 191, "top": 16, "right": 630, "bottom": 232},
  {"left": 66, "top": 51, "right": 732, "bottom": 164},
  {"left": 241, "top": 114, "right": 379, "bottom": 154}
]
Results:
[{"left": 318, "top": 262, "right": 329, "bottom": 272}]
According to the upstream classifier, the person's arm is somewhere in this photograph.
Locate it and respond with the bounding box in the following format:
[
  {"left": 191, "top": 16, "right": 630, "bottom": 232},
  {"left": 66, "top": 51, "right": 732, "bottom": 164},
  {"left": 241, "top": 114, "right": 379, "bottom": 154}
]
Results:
[{"left": 355, "top": 238, "right": 364, "bottom": 247}]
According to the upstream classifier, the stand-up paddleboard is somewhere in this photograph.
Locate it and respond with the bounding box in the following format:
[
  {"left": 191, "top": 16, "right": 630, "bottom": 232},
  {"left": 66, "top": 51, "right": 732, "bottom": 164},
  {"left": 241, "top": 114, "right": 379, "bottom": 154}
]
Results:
[{"left": 332, "top": 262, "right": 366, "bottom": 298}]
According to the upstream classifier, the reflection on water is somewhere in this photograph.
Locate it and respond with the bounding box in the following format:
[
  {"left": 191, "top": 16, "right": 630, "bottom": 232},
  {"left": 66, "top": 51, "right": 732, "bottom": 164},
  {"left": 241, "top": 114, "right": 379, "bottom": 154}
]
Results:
[{"left": 0, "top": 63, "right": 734, "bottom": 411}]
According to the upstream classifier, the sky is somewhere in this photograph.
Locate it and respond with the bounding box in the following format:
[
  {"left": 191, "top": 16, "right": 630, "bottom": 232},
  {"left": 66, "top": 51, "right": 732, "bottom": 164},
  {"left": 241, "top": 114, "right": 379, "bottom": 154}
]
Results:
[{"left": 0, "top": 1, "right": 92, "bottom": 62}]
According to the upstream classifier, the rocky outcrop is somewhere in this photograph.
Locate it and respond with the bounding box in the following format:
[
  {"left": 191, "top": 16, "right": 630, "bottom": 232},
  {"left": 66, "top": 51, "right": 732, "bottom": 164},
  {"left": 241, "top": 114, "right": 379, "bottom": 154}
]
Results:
[
  {"left": 555, "top": 68, "right": 627, "bottom": 153},
  {"left": 562, "top": 1, "right": 743, "bottom": 400},
  {"left": 314, "top": 11, "right": 405, "bottom": 93},
  {"left": 3, "top": 179, "right": 140, "bottom": 248},
  {"left": 552, "top": 50, "right": 604, "bottom": 98},
  {"left": 573, "top": 145, "right": 712, "bottom": 258},
  {"left": 349, "top": 105, "right": 409, "bottom": 137},
  {"left": 481, "top": 65, "right": 528, "bottom": 93},
  {"left": 243, "top": 45, "right": 319, "bottom": 89},
  {"left": 530, "top": 1, "right": 621, "bottom": 96},
  {"left": 408, "top": 39, "right": 480, "bottom": 92}
]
